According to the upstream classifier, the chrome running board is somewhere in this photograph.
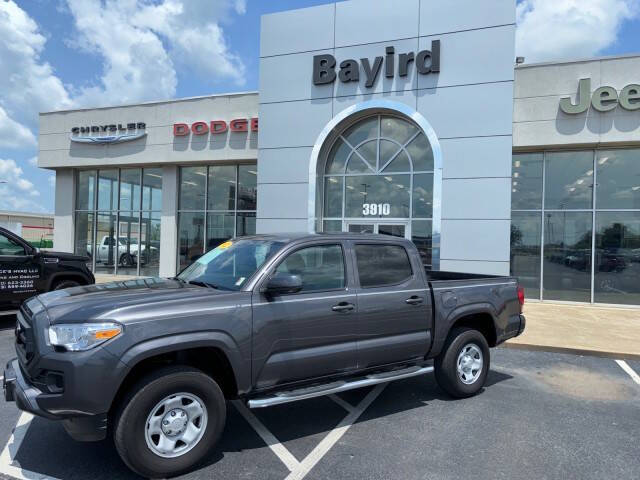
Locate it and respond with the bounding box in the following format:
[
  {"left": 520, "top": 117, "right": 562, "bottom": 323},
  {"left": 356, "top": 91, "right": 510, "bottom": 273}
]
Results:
[{"left": 247, "top": 365, "right": 434, "bottom": 409}]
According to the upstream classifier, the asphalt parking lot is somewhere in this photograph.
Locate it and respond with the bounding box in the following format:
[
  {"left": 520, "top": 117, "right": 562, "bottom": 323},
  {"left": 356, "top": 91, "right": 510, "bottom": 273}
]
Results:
[{"left": 0, "top": 314, "right": 639, "bottom": 480}]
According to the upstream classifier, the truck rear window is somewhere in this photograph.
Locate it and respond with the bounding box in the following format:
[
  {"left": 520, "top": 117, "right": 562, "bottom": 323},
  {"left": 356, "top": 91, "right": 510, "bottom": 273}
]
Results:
[{"left": 354, "top": 244, "right": 413, "bottom": 288}]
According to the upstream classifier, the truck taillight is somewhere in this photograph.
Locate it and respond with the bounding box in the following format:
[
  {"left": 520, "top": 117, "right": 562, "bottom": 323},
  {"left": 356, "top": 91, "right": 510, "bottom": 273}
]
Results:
[{"left": 517, "top": 285, "right": 525, "bottom": 313}]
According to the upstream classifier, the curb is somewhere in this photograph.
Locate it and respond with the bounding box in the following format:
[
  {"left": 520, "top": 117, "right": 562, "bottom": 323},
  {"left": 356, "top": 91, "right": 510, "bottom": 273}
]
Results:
[{"left": 501, "top": 342, "right": 640, "bottom": 361}]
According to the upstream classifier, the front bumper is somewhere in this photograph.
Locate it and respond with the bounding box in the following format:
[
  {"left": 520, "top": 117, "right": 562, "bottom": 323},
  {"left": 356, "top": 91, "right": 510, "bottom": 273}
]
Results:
[
  {"left": 4, "top": 359, "right": 57, "bottom": 419},
  {"left": 3, "top": 358, "right": 107, "bottom": 441}
]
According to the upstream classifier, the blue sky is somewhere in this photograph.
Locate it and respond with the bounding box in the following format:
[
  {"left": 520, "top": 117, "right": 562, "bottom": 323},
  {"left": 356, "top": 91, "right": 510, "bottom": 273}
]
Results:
[{"left": 0, "top": 0, "right": 639, "bottom": 214}]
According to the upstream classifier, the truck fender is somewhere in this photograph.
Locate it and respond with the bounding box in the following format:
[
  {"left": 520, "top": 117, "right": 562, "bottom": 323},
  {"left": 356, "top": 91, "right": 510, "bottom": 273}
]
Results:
[
  {"left": 430, "top": 302, "right": 499, "bottom": 357},
  {"left": 115, "top": 331, "right": 249, "bottom": 394}
]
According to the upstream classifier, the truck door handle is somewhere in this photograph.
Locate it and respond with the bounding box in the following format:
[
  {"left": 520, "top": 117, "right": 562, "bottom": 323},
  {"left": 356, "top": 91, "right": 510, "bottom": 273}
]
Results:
[
  {"left": 332, "top": 302, "right": 355, "bottom": 312},
  {"left": 406, "top": 296, "right": 424, "bottom": 305}
]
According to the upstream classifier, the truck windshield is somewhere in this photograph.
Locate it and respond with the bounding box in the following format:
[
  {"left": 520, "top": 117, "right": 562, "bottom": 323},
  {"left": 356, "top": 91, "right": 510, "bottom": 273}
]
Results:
[{"left": 177, "top": 239, "right": 284, "bottom": 291}]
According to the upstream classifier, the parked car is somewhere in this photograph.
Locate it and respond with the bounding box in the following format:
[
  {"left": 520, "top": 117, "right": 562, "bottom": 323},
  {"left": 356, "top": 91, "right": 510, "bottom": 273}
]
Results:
[
  {"left": 0, "top": 227, "right": 94, "bottom": 312},
  {"left": 87, "top": 235, "right": 155, "bottom": 267},
  {"left": 4, "top": 233, "right": 525, "bottom": 478}
]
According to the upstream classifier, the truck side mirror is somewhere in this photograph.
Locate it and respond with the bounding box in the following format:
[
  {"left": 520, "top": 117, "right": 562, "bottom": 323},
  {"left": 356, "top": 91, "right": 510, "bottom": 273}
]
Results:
[{"left": 263, "top": 272, "right": 303, "bottom": 295}]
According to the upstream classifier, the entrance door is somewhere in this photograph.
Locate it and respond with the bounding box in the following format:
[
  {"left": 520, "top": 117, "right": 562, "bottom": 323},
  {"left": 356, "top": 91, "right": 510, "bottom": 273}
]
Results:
[{"left": 346, "top": 221, "right": 409, "bottom": 239}]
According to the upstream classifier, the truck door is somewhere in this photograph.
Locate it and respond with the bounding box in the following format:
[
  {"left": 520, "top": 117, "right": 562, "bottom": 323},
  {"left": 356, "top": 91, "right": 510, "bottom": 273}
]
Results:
[
  {"left": 0, "top": 230, "right": 41, "bottom": 308},
  {"left": 353, "top": 241, "right": 433, "bottom": 369},
  {"left": 251, "top": 242, "right": 359, "bottom": 390}
]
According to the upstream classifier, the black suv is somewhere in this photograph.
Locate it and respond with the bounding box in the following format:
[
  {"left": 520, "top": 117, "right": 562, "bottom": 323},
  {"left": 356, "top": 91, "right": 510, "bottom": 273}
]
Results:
[{"left": 0, "top": 227, "right": 94, "bottom": 312}]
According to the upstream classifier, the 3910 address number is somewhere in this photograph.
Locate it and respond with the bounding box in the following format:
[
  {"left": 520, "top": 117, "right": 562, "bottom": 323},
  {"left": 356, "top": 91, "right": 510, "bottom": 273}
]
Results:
[{"left": 362, "top": 203, "right": 391, "bottom": 216}]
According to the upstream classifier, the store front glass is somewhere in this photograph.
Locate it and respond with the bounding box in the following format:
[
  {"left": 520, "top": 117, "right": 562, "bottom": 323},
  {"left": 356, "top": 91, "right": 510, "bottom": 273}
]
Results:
[
  {"left": 510, "top": 148, "right": 640, "bottom": 305},
  {"left": 177, "top": 164, "right": 257, "bottom": 272},
  {"left": 75, "top": 168, "right": 163, "bottom": 276},
  {"left": 321, "top": 115, "right": 435, "bottom": 267}
]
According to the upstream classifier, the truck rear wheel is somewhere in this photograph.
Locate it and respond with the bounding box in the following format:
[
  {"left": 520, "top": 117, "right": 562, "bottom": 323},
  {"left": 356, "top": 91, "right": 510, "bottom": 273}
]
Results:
[
  {"left": 434, "top": 327, "right": 490, "bottom": 398},
  {"left": 113, "top": 366, "right": 226, "bottom": 478}
]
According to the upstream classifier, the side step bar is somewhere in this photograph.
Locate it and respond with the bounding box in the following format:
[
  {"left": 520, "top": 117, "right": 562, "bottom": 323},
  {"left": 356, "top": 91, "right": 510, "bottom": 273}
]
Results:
[{"left": 247, "top": 365, "right": 434, "bottom": 409}]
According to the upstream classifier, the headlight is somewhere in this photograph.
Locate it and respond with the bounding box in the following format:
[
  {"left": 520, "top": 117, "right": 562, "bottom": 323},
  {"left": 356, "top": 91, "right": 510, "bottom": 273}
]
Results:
[{"left": 48, "top": 323, "right": 122, "bottom": 351}]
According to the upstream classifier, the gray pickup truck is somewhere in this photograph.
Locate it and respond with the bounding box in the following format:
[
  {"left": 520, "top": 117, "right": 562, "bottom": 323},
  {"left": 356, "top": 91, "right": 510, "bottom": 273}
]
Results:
[{"left": 4, "top": 233, "right": 525, "bottom": 478}]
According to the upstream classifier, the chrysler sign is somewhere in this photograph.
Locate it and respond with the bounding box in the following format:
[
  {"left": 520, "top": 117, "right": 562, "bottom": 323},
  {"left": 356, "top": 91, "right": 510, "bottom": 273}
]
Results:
[
  {"left": 313, "top": 41, "right": 440, "bottom": 87},
  {"left": 70, "top": 122, "right": 147, "bottom": 144}
]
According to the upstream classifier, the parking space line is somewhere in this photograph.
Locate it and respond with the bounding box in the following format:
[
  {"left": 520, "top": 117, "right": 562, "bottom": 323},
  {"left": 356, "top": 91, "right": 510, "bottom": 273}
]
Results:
[
  {"left": 615, "top": 360, "right": 640, "bottom": 385},
  {"left": 285, "top": 383, "right": 387, "bottom": 480},
  {"left": 328, "top": 394, "right": 355, "bottom": 413},
  {"left": 231, "top": 400, "right": 301, "bottom": 472},
  {"left": 0, "top": 412, "right": 60, "bottom": 480}
]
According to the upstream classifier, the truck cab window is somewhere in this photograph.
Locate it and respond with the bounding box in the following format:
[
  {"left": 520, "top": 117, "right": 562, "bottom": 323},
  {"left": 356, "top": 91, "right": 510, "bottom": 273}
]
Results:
[
  {"left": 275, "top": 244, "right": 345, "bottom": 292},
  {"left": 0, "top": 233, "right": 25, "bottom": 256},
  {"left": 355, "top": 244, "right": 412, "bottom": 287}
]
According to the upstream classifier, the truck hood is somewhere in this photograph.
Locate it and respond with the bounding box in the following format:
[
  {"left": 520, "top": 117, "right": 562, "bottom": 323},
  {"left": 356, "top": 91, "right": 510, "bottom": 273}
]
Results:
[
  {"left": 41, "top": 250, "right": 89, "bottom": 262},
  {"left": 35, "top": 277, "right": 242, "bottom": 325}
]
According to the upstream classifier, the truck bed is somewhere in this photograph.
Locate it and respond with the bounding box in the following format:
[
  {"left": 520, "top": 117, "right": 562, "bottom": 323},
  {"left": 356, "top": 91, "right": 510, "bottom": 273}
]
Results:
[{"left": 425, "top": 269, "right": 504, "bottom": 281}]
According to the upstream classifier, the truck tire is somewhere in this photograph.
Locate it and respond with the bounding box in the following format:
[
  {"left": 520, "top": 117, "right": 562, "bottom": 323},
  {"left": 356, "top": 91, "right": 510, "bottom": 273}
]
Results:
[
  {"left": 113, "top": 366, "right": 226, "bottom": 478},
  {"left": 434, "top": 327, "right": 490, "bottom": 398},
  {"left": 53, "top": 279, "right": 81, "bottom": 290},
  {"left": 119, "top": 253, "right": 134, "bottom": 267}
]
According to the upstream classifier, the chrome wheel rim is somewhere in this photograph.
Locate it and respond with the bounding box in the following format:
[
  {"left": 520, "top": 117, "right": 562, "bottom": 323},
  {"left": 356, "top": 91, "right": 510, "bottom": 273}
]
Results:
[
  {"left": 145, "top": 392, "right": 208, "bottom": 458},
  {"left": 456, "top": 343, "right": 483, "bottom": 385}
]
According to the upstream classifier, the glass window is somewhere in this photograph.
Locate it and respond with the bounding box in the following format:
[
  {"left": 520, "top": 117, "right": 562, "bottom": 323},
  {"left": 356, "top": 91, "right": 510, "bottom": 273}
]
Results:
[
  {"left": 97, "top": 170, "right": 118, "bottom": 211},
  {"left": 237, "top": 212, "right": 256, "bottom": 237},
  {"left": 544, "top": 152, "right": 593, "bottom": 210},
  {"left": 594, "top": 212, "right": 640, "bottom": 305},
  {"left": 324, "top": 177, "right": 343, "bottom": 218},
  {"left": 238, "top": 165, "right": 257, "bottom": 211},
  {"left": 381, "top": 116, "right": 417, "bottom": 145},
  {"left": 94, "top": 212, "right": 118, "bottom": 274},
  {"left": 510, "top": 212, "right": 542, "bottom": 299},
  {"left": 178, "top": 239, "right": 284, "bottom": 291},
  {"left": 355, "top": 244, "right": 413, "bottom": 287},
  {"left": 178, "top": 212, "right": 205, "bottom": 271},
  {"left": 142, "top": 168, "right": 163, "bottom": 211},
  {"left": 412, "top": 173, "right": 433, "bottom": 219},
  {"left": 0, "top": 232, "right": 25, "bottom": 256},
  {"left": 596, "top": 150, "right": 640, "bottom": 210},
  {"left": 117, "top": 212, "right": 140, "bottom": 276},
  {"left": 406, "top": 134, "right": 433, "bottom": 171},
  {"left": 345, "top": 175, "right": 410, "bottom": 218},
  {"left": 543, "top": 212, "right": 592, "bottom": 302},
  {"left": 412, "top": 220, "right": 432, "bottom": 267},
  {"left": 179, "top": 167, "right": 206, "bottom": 210},
  {"left": 323, "top": 220, "right": 342, "bottom": 232},
  {"left": 119, "top": 169, "right": 141, "bottom": 212},
  {"left": 208, "top": 166, "right": 236, "bottom": 211},
  {"left": 76, "top": 170, "right": 96, "bottom": 210},
  {"left": 343, "top": 117, "right": 377, "bottom": 147},
  {"left": 512, "top": 153, "right": 543, "bottom": 210},
  {"left": 140, "top": 211, "right": 161, "bottom": 277},
  {"left": 325, "top": 139, "right": 350, "bottom": 174},
  {"left": 206, "top": 213, "right": 235, "bottom": 252},
  {"left": 74, "top": 212, "right": 94, "bottom": 268},
  {"left": 275, "top": 244, "right": 345, "bottom": 292}
]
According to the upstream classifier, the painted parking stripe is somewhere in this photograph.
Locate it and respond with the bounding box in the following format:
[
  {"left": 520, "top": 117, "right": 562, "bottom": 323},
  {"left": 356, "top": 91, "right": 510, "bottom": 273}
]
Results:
[
  {"left": 328, "top": 394, "right": 355, "bottom": 413},
  {"left": 286, "top": 383, "right": 386, "bottom": 480},
  {"left": 615, "top": 360, "right": 640, "bottom": 385},
  {"left": 0, "top": 412, "right": 61, "bottom": 480},
  {"left": 231, "top": 400, "right": 300, "bottom": 472}
]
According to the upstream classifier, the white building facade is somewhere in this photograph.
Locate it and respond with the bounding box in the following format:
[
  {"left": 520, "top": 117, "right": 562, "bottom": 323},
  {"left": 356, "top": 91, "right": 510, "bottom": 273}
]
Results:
[{"left": 38, "top": 0, "right": 640, "bottom": 306}]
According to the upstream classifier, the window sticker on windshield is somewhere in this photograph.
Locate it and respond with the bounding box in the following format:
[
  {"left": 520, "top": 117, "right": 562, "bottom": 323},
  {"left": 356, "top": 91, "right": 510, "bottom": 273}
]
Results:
[
  {"left": 218, "top": 241, "right": 232, "bottom": 249},
  {"left": 235, "top": 277, "right": 246, "bottom": 286}
]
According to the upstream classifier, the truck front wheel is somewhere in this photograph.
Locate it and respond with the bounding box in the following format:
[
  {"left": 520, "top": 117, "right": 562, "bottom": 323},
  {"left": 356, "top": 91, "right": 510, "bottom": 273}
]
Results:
[
  {"left": 434, "top": 327, "right": 490, "bottom": 398},
  {"left": 113, "top": 366, "right": 226, "bottom": 478}
]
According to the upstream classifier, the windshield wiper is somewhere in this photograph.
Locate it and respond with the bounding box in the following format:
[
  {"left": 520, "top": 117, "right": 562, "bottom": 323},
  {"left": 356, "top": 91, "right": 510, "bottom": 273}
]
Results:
[{"left": 186, "top": 280, "right": 219, "bottom": 290}]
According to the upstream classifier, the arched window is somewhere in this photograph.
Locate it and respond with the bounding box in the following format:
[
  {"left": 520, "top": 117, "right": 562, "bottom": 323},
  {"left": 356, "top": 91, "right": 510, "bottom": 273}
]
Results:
[{"left": 322, "top": 114, "right": 435, "bottom": 266}]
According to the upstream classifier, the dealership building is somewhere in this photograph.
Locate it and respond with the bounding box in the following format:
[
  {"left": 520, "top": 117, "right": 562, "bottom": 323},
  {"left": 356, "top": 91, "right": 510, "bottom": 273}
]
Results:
[{"left": 38, "top": 0, "right": 640, "bottom": 306}]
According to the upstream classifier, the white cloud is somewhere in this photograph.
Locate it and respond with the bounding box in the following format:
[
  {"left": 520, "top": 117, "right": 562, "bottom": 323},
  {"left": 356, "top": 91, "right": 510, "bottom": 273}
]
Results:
[
  {"left": 516, "top": 0, "right": 640, "bottom": 63},
  {"left": 28, "top": 156, "right": 38, "bottom": 166},
  {"left": 65, "top": 0, "right": 246, "bottom": 107},
  {"left": 0, "top": 106, "right": 36, "bottom": 149},
  {"left": 0, "top": 158, "right": 43, "bottom": 212}
]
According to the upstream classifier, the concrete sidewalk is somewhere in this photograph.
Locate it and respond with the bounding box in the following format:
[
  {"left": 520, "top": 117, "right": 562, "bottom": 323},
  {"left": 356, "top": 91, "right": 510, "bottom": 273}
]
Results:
[
  {"left": 506, "top": 302, "right": 640, "bottom": 360},
  {"left": 94, "top": 275, "right": 640, "bottom": 360}
]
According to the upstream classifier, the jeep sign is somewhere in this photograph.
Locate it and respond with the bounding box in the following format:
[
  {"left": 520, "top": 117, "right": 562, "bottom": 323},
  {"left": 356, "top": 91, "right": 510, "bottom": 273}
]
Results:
[
  {"left": 313, "top": 41, "right": 440, "bottom": 87},
  {"left": 560, "top": 78, "right": 640, "bottom": 114}
]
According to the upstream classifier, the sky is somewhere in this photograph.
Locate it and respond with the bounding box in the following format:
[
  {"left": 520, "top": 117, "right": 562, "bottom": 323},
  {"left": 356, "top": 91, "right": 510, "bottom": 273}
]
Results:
[{"left": 0, "top": 0, "right": 639, "bottom": 214}]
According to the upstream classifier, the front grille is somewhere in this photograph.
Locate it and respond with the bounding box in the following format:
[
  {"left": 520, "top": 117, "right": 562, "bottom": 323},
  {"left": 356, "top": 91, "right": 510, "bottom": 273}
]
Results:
[{"left": 15, "top": 309, "right": 35, "bottom": 366}]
